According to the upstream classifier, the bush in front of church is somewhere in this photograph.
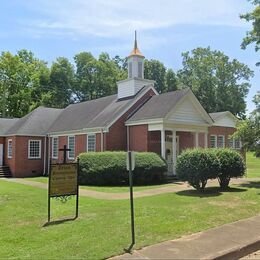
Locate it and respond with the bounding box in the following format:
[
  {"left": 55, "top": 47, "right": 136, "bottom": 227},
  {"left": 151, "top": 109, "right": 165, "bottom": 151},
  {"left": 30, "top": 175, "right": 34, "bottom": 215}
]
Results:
[
  {"left": 176, "top": 148, "right": 220, "bottom": 192},
  {"left": 78, "top": 151, "right": 167, "bottom": 185}
]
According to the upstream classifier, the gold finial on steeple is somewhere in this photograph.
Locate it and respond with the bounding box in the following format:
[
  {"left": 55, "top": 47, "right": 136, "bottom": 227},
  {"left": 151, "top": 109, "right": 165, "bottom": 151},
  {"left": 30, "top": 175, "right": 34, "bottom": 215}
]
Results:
[{"left": 128, "top": 30, "right": 144, "bottom": 58}]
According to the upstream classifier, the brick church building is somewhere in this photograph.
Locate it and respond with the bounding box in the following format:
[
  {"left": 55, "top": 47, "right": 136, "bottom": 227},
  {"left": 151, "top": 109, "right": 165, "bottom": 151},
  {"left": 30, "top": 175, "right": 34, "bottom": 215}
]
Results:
[{"left": 0, "top": 36, "right": 240, "bottom": 178}]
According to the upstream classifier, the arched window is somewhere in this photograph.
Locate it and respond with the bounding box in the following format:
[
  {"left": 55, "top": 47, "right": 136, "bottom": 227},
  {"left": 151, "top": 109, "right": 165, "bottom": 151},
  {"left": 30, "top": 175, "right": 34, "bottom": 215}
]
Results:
[
  {"left": 128, "top": 62, "right": 133, "bottom": 78},
  {"left": 138, "top": 62, "right": 142, "bottom": 78}
]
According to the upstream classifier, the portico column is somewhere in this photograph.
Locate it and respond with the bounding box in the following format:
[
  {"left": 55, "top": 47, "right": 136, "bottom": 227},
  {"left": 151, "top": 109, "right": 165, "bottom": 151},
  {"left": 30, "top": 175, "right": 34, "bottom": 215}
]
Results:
[
  {"left": 161, "top": 129, "right": 165, "bottom": 159},
  {"left": 172, "top": 130, "right": 177, "bottom": 166},
  {"left": 195, "top": 132, "right": 199, "bottom": 148},
  {"left": 204, "top": 133, "right": 208, "bottom": 148}
]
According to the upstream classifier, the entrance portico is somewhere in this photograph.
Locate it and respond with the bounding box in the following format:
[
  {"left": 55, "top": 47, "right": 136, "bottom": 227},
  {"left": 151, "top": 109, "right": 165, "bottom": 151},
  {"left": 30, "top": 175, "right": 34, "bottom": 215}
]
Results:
[{"left": 149, "top": 123, "right": 209, "bottom": 175}]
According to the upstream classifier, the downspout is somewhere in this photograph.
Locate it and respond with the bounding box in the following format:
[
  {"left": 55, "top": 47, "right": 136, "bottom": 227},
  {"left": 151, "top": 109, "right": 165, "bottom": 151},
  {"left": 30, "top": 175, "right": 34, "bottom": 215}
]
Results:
[
  {"left": 127, "top": 126, "right": 130, "bottom": 151},
  {"left": 101, "top": 129, "right": 104, "bottom": 152}
]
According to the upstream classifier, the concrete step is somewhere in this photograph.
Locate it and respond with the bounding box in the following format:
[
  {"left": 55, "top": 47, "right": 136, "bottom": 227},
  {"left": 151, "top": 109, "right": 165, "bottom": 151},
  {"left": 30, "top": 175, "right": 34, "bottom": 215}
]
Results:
[{"left": 0, "top": 166, "right": 12, "bottom": 178}]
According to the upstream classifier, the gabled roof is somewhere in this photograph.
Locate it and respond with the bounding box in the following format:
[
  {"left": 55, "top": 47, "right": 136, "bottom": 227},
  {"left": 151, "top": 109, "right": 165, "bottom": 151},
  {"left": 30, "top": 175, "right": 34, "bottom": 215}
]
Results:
[
  {"left": 209, "top": 111, "right": 236, "bottom": 121},
  {"left": 6, "top": 107, "right": 63, "bottom": 136},
  {"left": 0, "top": 118, "right": 19, "bottom": 136},
  {"left": 209, "top": 111, "right": 238, "bottom": 128},
  {"left": 48, "top": 86, "right": 154, "bottom": 134},
  {"left": 126, "top": 89, "right": 190, "bottom": 122}
]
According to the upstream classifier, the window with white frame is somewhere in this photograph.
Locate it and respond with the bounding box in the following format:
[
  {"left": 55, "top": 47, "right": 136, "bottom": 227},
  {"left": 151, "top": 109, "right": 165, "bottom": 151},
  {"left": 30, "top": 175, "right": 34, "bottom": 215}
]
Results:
[
  {"left": 228, "top": 138, "right": 234, "bottom": 149},
  {"left": 52, "top": 137, "right": 58, "bottom": 159},
  {"left": 68, "top": 136, "right": 75, "bottom": 159},
  {"left": 210, "top": 135, "right": 217, "bottom": 148},
  {"left": 217, "top": 135, "right": 225, "bottom": 148},
  {"left": 28, "top": 140, "right": 41, "bottom": 159},
  {"left": 235, "top": 139, "right": 242, "bottom": 150},
  {"left": 87, "top": 134, "right": 96, "bottom": 152},
  {"left": 8, "top": 139, "right": 12, "bottom": 158}
]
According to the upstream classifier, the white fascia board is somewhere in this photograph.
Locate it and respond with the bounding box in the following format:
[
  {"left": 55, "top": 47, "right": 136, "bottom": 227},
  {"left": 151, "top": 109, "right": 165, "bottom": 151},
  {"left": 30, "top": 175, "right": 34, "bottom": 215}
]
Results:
[
  {"left": 107, "top": 86, "right": 158, "bottom": 129},
  {"left": 164, "top": 123, "right": 208, "bottom": 133},
  {"left": 4, "top": 134, "right": 46, "bottom": 137},
  {"left": 49, "top": 127, "right": 109, "bottom": 137},
  {"left": 117, "top": 77, "right": 155, "bottom": 84},
  {"left": 125, "top": 118, "right": 163, "bottom": 126}
]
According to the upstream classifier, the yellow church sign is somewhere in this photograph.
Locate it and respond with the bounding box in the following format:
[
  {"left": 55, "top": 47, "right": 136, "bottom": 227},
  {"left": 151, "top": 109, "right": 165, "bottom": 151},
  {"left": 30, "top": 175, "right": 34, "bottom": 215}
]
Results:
[{"left": 49, "top": 163, "right": 78, "bottom": 197}]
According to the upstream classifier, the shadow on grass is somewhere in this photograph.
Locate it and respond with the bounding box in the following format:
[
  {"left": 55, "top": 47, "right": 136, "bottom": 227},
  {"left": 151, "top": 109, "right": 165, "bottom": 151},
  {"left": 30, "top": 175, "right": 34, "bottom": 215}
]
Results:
[
  {"left": 43, "top": 217, "right": 77, "bottom": 227},
  {"left": 176, "top": 186, "right": 247, "bottom": 198},
  {"left": 236, "top": 181, "right": 260, "bottom": 189}
]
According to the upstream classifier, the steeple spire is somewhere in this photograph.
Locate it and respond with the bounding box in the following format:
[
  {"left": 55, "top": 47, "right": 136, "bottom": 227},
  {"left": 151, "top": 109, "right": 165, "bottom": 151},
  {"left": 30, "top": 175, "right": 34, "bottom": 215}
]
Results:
[{"left": 128, "top": 30, "right": 144, "bottom": 58}]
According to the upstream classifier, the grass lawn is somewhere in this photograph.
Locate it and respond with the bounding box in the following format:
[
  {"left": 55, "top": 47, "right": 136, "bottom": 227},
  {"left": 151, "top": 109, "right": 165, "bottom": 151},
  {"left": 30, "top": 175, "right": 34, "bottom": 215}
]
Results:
[
  {"left": 246, "top": 152, "right": 260, "bottom": 178},
  {"left": 1, "top": 179, "right": 260, "bottom": 259}
]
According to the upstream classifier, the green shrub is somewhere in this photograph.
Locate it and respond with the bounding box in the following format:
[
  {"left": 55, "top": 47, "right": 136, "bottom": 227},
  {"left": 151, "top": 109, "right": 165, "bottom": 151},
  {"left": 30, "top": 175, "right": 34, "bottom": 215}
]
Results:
[
  {"left": 176, "top": 148, "right": 220, "bottom": 191},
  {"left": 78, "top": 151, "right": 167, "bottom": 185},
  {"left": 214, "top": 148, "right": 246, "bottom": 189}
]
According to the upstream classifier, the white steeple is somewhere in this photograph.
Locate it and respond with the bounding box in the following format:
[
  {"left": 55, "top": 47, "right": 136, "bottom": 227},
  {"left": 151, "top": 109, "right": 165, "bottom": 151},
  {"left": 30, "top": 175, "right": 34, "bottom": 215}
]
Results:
[
  {"left": 117, "top": 31, "right": 154, "bottom": 100},
  {"left": 127, "top": 31, "right": 145, "bottom": 79}
]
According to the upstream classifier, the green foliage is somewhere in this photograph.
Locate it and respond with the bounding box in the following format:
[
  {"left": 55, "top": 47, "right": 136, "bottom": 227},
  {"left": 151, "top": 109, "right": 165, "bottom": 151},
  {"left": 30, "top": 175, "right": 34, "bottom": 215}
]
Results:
[
  {"left": 177, "top": 47, "right": 253, "bottom": 117},
  {"left": 240, "top": 0, "right": 260, "bottom": 65},
  {"left": 177, "top": 148, "right": 246, "bottom": 191},
  {"left": 0, "top": 50, "right": 50, "bottom": 117},
  {"left": 213, "top": 149, "right": 246, "bottom": 189},
  {"left": 232, "top": 118, "right": 260, "bottom": 152},
  {"left": 176, "top": 149, "right": 220, "bottom": 191},
  {"left": 78, "top": 151, "right": 167, "bottom": 185}
]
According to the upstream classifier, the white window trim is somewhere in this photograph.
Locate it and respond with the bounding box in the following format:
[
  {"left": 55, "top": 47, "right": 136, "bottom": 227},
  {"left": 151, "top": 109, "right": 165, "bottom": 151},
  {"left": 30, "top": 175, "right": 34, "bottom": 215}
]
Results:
[
  {"left": 68, "top": 136, "right": 75, "bottom": 160},
  {"left": 217, "top": 135, "right": 225, "bottom": 148},
  {"left": 210, "top": 135, "right": 217, "bottom": 148},
  {"left": 228, "top": 138, "right": 235, "bottom": 149},
  {"left": 87, "top": 134, "right": 96, "bottom": 152},
  {"left": 28, "top": 140, "right": 42, "bottom": 159},
  {"left": 7, "top": 139, "right": 12, "bottom": 159},
  {"left": 52, "top": 137, "right": 59, "bottom": 159}
]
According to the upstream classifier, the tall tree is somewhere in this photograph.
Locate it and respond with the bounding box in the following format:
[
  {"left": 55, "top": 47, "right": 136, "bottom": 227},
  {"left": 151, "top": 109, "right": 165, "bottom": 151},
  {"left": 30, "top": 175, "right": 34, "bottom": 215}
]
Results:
[
  {"left": 165, "top": 68, "right": 178, "bottom": 92},
  {"left": 0, "top": 50, "right": 50, "bottom": 118},
  {"left": 144, "top": 59, "right": 166, "bottom": 93},
  {"left": 240, "top": 0, "right": 260, "bottom": 65},
  {"left": 47, "top": 57, "right": 75, "bottom": 108},
  {"left": 177, "top": 47, "right": 254, "bottom": 117}
]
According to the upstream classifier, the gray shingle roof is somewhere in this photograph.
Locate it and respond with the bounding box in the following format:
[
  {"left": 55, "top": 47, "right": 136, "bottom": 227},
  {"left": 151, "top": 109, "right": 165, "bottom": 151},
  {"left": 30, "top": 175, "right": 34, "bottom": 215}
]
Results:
[
  {"left": 0, "top": 118, "right": 19, "bottom": 136},
  {"left": 6, "top": 107, "right": 63, "bottom": 136},
  {"left": 126, "top": 89, "right": 189, "bottom": 122},
  {"left": 48, "top": 86, "right": 152, "bottom": 133}
]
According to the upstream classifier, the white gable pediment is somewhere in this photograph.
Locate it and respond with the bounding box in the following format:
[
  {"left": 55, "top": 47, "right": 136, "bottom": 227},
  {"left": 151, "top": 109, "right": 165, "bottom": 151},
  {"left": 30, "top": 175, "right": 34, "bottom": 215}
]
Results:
[{"left": 166, "top": 94, "right": 212, "bottom": 125}]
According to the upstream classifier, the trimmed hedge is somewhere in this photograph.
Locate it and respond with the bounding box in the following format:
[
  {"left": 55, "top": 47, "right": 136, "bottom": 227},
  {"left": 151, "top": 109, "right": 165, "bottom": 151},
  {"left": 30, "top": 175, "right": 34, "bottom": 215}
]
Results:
[
  {"left": 176, "top": 148, "right": 246, "bottom": 191},
  {"left": 213, "top": 148, "right": 246, "bottom": 189},
  {"left": 176, "top": 149, "right": 220, "bottom": 191},
  {"left": 78, "top": 151, "right": 167, "bottom": 185}
]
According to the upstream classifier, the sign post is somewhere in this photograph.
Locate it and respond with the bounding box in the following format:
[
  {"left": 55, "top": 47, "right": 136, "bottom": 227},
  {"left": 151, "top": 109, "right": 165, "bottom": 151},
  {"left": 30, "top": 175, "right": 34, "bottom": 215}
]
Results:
[
  {"left": 126, "top": 151, "right": 135, "bottom": 250},
  {"left": 47, "top": 145, "right": 79, "bottom": 223}
]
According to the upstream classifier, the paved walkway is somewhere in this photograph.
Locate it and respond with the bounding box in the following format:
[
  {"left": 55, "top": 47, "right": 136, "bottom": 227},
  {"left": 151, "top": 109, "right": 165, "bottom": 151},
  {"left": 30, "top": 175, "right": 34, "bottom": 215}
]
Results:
[
  {"left": 111, "top": 215, "right": 260, "bottom": 259},
  {"left": 1, "top": 177, "right": 260, "bottom": 200}
]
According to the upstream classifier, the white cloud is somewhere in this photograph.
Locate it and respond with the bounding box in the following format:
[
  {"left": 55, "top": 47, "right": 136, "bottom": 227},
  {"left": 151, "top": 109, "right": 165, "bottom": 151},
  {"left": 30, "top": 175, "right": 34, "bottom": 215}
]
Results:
[{"left": 21, "top": 0, "right": 250, "bottom": 40}]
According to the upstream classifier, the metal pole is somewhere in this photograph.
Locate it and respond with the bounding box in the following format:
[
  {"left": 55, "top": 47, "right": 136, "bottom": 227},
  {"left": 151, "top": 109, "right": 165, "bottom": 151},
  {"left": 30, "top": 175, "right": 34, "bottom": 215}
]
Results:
[
  {"left": 48, "top": 160, "right": 51, "bottom": 222},
  {"left": 75, "top": 158, "right": 79, "bottom": 219},
  {"left": 128, "top": 151, "right": 135, "bottom": 247}
]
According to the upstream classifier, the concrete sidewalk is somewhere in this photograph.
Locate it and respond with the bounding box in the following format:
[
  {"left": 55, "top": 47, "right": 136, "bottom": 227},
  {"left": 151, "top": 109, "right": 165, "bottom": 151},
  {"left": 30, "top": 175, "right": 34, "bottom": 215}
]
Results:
[
  {"left": 2, "top": 177, "right": 260, "bottom": 200},
  {"left": 112, "top": 215, "right": 260, "bottom": 260}
]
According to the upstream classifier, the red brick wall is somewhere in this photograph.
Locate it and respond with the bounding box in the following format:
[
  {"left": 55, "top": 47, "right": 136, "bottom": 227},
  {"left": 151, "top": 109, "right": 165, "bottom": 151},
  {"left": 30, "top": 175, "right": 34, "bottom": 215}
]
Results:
[
  {"left": 177, "top": 131, "right": 194, "bottom": 152},
  {"left": 129, "top": 125, "right": 148, "bottom": 151},
  {"left": 148, "top": 131, "right": 161, "bottom": 155},
  {"left": 50, "top": 133, "right": 102, "bottom": 164},
  {"left": 208, "top": 126, "right": 237, "bottom": 148},
  {"left": 5, "top": 136, "right": 45, "bottom": 177},
  {"left": 105, "top": 88, "right": 156, "bottom": 151}
]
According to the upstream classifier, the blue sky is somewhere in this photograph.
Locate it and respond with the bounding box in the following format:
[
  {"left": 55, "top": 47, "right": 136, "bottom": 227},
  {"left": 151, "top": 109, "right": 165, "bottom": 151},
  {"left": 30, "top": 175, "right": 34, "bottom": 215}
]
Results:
[{"left": 0, "top": 0, "right": 259, "bottom": 113}]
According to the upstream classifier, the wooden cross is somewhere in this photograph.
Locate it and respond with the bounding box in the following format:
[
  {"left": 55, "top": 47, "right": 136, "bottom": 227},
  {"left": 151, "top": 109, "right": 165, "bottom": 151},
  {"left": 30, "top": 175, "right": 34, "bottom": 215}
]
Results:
[{"left": 59, "top": 145, "right": 71, "bottom": 164}]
